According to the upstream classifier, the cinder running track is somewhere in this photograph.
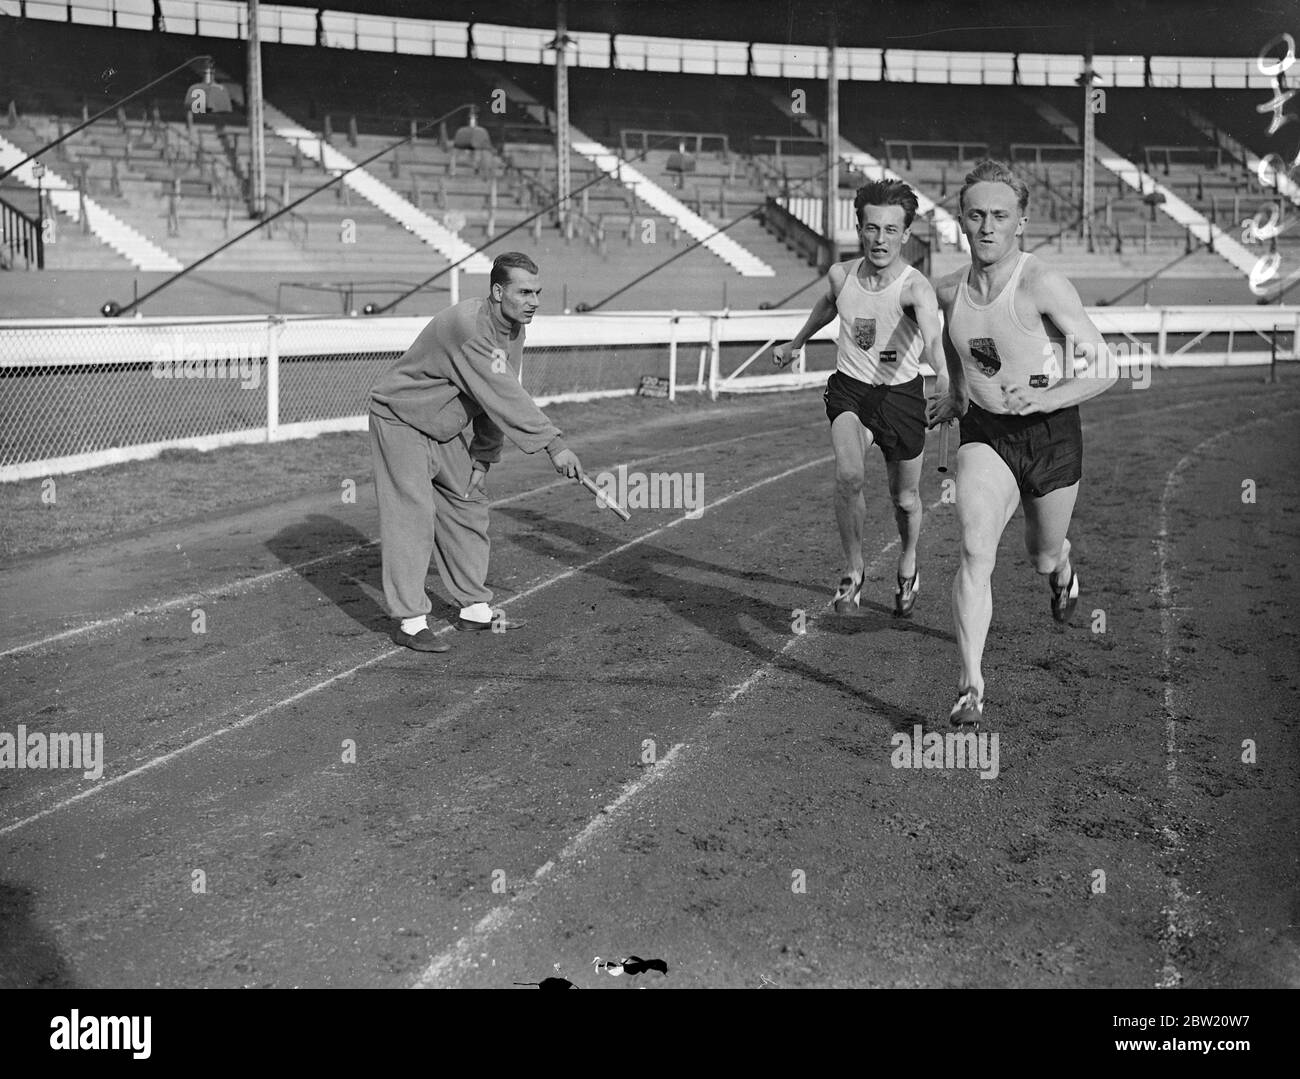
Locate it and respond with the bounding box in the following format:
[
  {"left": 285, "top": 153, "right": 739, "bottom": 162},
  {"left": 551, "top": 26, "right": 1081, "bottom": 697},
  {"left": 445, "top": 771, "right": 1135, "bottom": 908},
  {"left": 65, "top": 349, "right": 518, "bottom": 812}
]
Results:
[{"left": 1, "top": 369, "right": 1297, "bottom": 989}]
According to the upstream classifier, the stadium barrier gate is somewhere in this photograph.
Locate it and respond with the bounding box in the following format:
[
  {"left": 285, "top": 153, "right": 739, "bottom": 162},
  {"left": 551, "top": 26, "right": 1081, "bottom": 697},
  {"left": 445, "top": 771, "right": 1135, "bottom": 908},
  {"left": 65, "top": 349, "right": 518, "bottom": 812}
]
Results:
[{"left": 0, "top": 305, "right": 1295, "bottom": 482}]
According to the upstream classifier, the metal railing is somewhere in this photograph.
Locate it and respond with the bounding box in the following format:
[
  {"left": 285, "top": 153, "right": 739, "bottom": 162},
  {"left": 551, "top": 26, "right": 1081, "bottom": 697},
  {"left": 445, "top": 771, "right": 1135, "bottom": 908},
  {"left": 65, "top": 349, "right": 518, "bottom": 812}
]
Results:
[
  {"left": 1009, "top": 142, "right": 1083, "bottom": 165},
  {"left": 883, "top": 139, "right": 990, "bottom": 171},
  {"left": 742, "top": 135, "right": 824, "bottom": 162},
  {"left": 163, "top": 120, "right": 242, "bottom": 197},
  {"left": 1142, "top": 144, "right": 1229, "bottom": 174},
  {"left": 743, "top": 154, "right": 824, "bottom": 200},
  {"left": 495, "top": 151, "right": 606, "bottom": 246},
  {"left": 0, "top": 194, "right": 44, "bottom": 270},
  {"left": 757, "top": 197, "right": 824, "bottom": 268},
  {"left": 2, "top": 304, "right": 1295, "bottom": 482},
  {"left": 261, "top": 191, "right": 310, "bottom": 247},
  {"left": 619, "top": 129, "right": 732, "bottom": 157}
]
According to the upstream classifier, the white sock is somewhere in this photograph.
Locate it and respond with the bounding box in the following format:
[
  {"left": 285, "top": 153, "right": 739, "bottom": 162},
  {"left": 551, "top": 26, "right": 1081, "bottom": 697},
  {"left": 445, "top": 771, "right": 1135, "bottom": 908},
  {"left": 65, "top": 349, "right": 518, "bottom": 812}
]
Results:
[
  {"left": 400, "top": 615, "right": 428, "bottom": 635},
  {"left": 459, "top": 602, "right": 493, "bottom": 624}
]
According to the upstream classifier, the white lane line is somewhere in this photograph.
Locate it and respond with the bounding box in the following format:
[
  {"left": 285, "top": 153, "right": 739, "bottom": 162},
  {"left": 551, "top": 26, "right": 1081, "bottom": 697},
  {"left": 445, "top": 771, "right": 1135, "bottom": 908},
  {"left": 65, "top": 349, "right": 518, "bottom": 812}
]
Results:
[
  {"left": 0, "top": 393, "right": 1204, "bottom": 661},
  {"left": 1152, "top": 406, "right": 1299, "bottom": 990},
  {"left": 411, "top": 740, "right": 687, "bottom": 989},
  {"left": 410, "top": 500, "right": 935, "bottom": 989},
  {"left": 0, "top": 454, "right": 833, "bottom": 838},
  {"left": 0, "top": 657, "right": 394, "bottom": 838},
  {"left": 410, "top": 393, "right": 1290, "bottom": 988},
  {"left": 0, "top": 546, "right": 356, "bottom": 661},
  {"left": 0, "top": 422, "right": 820, "bottom": 661},
  {"left": 0, "top": 396, "right": 1226, "bottom": 832}
]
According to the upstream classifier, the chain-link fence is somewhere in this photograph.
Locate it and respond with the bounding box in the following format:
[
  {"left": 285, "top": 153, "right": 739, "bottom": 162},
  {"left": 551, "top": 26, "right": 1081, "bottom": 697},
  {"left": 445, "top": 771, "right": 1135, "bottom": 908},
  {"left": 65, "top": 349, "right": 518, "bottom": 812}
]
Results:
[
  {"left": 1, "top": 319, "right": 275, "bottom": 477},
  {"left": 1, "top": 306, "right": 1293, "bottom": 481},
  {"left": 0, "top": 311, "right": 791, "bottom": 480},
  {"left": 0, "top": 316, "right": 421, "bottom": 480}
]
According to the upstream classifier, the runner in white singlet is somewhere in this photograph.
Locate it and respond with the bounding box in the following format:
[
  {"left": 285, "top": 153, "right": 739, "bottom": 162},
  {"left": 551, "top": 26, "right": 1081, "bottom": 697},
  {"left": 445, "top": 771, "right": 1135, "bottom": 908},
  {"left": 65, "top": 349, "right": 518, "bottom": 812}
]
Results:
[
  {"left": 774, "top": 179, "right": 946, "bottom": 619},
  {"left": 927, "top": 160, "right": 1118, "bottom": 728}
]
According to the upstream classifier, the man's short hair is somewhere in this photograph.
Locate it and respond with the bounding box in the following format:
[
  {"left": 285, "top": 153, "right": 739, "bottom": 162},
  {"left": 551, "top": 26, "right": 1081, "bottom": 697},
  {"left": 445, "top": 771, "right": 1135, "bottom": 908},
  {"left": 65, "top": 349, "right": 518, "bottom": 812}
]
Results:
[
  {"left": 958, "top": 159, "right": 1030, "bottom": 215},
  {"left": 854, "top": 179, "right": 919, "bottom": 230},
  {"left": 490, "top": 252, "right": 539, "bottom": 290}
]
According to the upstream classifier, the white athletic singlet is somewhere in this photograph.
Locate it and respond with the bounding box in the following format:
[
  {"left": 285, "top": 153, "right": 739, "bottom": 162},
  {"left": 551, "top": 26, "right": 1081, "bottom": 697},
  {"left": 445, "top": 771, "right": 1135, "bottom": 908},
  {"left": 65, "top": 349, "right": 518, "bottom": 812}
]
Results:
[
  {"left": 947, "top": 252, "right": 1066, "bottom": 414},
  {"left": 834, "top": 259, "right": 924, "bottom": 386}
]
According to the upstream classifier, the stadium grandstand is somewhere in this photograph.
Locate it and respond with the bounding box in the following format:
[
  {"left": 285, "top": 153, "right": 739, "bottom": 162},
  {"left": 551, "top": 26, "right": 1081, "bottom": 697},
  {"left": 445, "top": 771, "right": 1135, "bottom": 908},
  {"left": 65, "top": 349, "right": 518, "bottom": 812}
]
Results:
[
  {"left": 1, "top": 1, "right": 1295, "bottom": 311},
  {"left": 3, "top": 0, "right": 1300, "bottom": 1008},
  {"left": 0, "top": 0, "right": 1297, "bottom": 477}
]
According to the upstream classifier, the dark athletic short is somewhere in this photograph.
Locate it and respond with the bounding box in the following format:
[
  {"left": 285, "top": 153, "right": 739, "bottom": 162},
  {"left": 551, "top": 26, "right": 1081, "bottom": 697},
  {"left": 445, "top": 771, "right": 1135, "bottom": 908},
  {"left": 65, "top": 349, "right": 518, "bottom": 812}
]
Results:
[
  {"left": 959, "top": 401, "right": 1082, "bottom": 499},
  {"left": 823, "top": 371, "right": 926, "bottom": 462}
]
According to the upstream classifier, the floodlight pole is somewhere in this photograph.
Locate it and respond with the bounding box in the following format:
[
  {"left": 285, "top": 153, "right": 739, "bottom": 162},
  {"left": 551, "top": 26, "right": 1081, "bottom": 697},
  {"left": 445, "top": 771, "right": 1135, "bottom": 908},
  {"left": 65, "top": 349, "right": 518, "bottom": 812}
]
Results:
[
  {"left": 247, "top": 0, "right": 267, "bottom": 217},
  {"left": 824, "top": 24, "right": 839, "bottom": 270},
  {"left": 553, "top": 0, "right": 572, "bottom": 238},
  {"left": 1081, "top": 36, "right": 1097, "bottom": 253}
]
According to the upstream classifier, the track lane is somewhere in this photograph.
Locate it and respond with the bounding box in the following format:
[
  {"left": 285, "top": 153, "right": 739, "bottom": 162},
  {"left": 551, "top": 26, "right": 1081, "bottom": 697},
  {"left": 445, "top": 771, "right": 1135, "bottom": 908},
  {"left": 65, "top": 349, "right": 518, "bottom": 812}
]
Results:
[
  {"left": 3, "top": 371, "right": 1295, "bottom": 989},
  {"left": 411, "top": 383, "right": 1300, "bottom": 988},
  {"left": 0, "top": 421, "right": 828, "bottom": 827},
  {"left": 1, "top": 441, "right": 856, "bottom": 986}
]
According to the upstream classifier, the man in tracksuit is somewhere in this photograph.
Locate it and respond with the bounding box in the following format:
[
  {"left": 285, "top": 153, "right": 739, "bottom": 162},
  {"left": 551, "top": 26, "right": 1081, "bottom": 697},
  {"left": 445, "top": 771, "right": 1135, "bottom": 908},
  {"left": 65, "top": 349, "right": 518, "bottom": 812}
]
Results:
[{"left": 368, "top": 252, "right": 582, "bottom": 652}]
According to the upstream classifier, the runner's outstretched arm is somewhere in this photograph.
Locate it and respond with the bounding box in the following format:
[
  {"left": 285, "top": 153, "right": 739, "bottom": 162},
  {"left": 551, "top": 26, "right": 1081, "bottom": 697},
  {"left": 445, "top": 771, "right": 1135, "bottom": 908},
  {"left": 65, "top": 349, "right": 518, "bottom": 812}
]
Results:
[{"left": 774, "top": 267, "right": 843, "bottom": 367}]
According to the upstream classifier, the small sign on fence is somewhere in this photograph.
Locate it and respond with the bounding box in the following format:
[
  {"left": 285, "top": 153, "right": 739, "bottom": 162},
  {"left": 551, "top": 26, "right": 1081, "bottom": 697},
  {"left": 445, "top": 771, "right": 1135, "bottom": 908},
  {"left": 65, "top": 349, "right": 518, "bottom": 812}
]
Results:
[{"left": 636, "top": 375, "right": 671, "bottom": 398}]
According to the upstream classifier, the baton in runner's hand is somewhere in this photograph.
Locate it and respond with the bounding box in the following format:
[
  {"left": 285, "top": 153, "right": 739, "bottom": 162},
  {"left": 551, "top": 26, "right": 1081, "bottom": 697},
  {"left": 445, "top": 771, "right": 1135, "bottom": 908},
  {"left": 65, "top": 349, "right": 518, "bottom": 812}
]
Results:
[{"left": 937, "top": 421, "right": 953, "bottom": 474}]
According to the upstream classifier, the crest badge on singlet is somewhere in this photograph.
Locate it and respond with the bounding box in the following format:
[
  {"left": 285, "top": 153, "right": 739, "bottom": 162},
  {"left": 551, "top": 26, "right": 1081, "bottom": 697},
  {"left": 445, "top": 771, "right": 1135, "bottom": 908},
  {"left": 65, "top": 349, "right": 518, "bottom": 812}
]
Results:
[
  {"left": 853, "top": 318, "right": 876, "bottom": 351},
  {"left": 969, "top": 337, "right": 1002, "bottom": 377}
]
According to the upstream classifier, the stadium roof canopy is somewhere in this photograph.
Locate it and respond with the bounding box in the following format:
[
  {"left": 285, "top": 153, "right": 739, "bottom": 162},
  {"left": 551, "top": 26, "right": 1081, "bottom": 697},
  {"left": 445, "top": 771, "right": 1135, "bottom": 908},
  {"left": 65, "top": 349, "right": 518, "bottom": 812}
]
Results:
[{"left": 272, "top": 1, "right": 1284, "bottom": 59}]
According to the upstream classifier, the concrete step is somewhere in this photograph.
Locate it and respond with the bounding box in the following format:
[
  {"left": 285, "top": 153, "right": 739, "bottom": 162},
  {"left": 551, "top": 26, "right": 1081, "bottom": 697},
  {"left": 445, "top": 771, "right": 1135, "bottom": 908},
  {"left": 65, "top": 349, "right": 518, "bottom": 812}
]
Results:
[
  {"left": 263, "top": 103, "right": 493, "bottom": 274},
  {"left": 0, "top": 132, "right": 182, "bottom": 272}
]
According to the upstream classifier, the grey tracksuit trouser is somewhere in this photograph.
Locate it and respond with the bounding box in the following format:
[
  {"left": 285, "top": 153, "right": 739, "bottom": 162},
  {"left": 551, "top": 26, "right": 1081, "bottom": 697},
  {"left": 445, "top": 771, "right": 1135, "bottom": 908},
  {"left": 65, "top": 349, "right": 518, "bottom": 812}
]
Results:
[{"left": 368, "top": 411, "right": 492, "bottom": 620}]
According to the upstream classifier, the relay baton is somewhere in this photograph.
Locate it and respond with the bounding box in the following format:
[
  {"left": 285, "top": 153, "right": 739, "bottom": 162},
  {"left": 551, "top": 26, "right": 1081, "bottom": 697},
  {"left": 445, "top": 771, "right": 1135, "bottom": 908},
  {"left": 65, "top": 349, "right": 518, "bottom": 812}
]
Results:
[{"left": 577, "top": 471, "right": 631, "bottom": 521}]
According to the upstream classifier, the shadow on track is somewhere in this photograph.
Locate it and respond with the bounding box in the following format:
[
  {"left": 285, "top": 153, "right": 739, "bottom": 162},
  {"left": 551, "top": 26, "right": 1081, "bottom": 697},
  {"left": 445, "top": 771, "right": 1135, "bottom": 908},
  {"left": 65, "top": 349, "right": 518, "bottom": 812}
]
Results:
[
  {"left": 263, "top": 515, "right": 399, "bottom": 634},
  {"left": 499, "top": 506, "right": 948, "bottom": 731},
  {"left": 0, "top": 882, "right": 80, "bottom": 988}
]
